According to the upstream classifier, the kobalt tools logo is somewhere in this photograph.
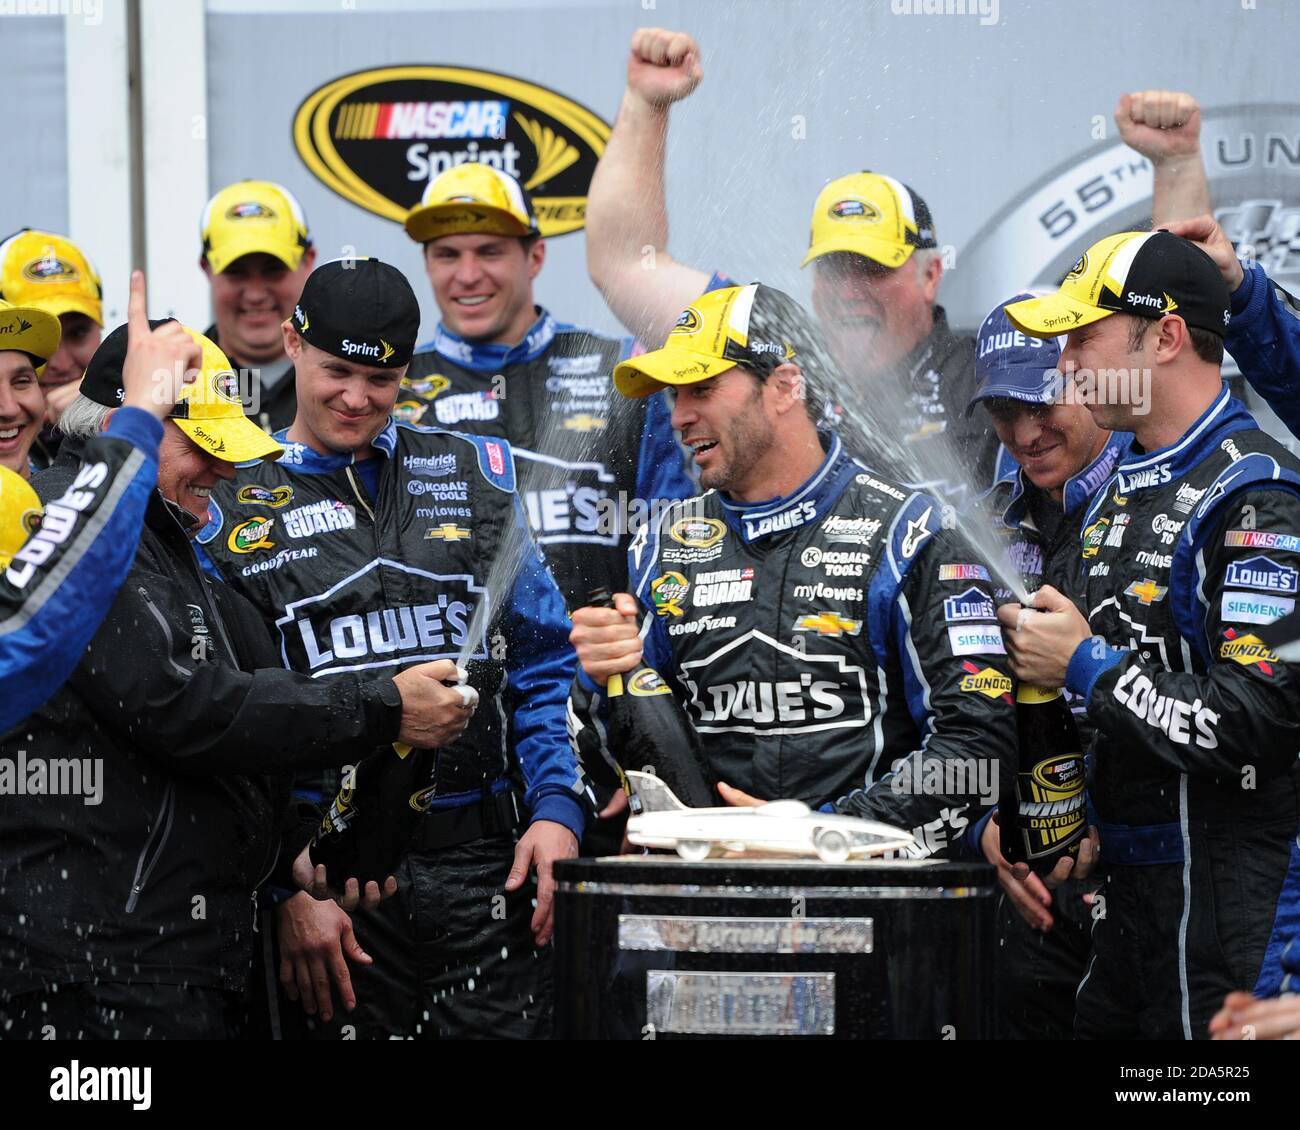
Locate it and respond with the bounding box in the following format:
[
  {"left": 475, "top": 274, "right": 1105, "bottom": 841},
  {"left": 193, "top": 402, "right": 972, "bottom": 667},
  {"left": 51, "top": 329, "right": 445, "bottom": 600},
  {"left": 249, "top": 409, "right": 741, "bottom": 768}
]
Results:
[
  {"left": 293, "top": 65, "right": 611, "bottom": 237},
  {"left": 678, "top": 629, "right": 871, "bottom": 736},
  {"left": 276, "top": 559, "right": 487, "bottom": 674}
]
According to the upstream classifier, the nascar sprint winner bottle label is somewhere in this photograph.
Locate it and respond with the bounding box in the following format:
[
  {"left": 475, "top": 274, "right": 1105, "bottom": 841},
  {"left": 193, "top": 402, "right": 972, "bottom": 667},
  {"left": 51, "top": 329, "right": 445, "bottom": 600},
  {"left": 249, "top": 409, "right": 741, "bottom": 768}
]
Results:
[{"left": 1002, "top": 684, "right": 1087, "bottom": 873}]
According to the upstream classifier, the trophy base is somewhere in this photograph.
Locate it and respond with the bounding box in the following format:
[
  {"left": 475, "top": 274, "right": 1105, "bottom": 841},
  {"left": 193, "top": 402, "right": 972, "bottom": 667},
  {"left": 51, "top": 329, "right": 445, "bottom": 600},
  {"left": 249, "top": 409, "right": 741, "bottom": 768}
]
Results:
[{"left": 553, "top": 856, "right": 996, "bottom": 1039}]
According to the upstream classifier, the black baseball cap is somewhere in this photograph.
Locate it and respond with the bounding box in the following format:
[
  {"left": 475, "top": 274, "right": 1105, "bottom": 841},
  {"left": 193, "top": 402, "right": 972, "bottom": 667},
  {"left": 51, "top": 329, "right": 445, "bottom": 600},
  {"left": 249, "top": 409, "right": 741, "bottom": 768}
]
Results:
[
  {"left": 1006, "top": 230, "right": 1231, "bottom": 339},
  {"left": 290, "top": 257, "right": 420, "bottom": 368}
]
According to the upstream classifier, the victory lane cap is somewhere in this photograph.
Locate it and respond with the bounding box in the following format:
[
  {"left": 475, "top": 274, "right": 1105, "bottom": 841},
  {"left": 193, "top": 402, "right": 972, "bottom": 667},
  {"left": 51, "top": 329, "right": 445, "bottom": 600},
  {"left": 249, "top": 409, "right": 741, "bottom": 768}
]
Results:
[
  {"left": 201, "top": 180, "right": 312, "bottom": 275},
  {"left": 404, "top": 164, "right": 540, "bottom": 243},
  {"left": 614, "top": 283, "right": 814, "bottom": 399},
  {"left": 80, "top": 321, "right": 283, "bottom": 464},
  {"left": 0, "top": 229, "right": 104, "bottom": 327},
  {"left": 0, "top": 465, "right": 43, "bottom": 570},
  {"left": 802, "top": 171, "right": 937, "bottom": 270},
  {"left": 290, "top": 257, "right": 420, "bottom": 368},
  {"left": 966, "top": 292, "right": 1065, "bottom": 416},
  {"left": 1005, "top": 230, "right": 1231, "bottom": 339},
  {"left": 0, "top": 298, "right": 61, "bottom": 369}
]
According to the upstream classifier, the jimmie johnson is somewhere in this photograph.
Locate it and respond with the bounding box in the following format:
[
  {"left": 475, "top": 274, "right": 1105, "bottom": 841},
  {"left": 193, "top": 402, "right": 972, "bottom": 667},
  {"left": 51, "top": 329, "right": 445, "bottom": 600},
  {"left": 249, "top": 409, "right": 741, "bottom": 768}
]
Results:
[{"left": 568, "top": 284, "right": 1017, "bottom": 856}]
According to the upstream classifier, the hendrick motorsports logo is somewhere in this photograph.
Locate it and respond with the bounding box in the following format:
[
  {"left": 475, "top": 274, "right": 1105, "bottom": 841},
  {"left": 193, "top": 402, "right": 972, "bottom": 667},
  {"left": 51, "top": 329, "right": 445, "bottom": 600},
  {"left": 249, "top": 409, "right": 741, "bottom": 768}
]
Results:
[{"left": 293, "top": 65, "right": 611, "bottom": 237}]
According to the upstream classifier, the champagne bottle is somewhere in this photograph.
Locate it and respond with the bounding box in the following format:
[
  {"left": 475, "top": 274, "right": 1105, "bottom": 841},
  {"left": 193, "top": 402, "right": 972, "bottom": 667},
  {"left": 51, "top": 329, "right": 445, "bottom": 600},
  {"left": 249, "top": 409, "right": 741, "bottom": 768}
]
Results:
[
  {"left": 309, "top": 743, "right": 425, "bottom": 888},
  {"left": 588, "top": 588, "right": 717, "bottom": 808},
  {"left": 1001, "top": 684, "right": 1088, "bottom": 876}
]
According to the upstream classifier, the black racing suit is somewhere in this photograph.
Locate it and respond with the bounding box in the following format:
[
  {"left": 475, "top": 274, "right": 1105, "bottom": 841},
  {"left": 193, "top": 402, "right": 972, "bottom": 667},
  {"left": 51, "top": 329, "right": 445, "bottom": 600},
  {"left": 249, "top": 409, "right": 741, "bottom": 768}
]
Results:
[
  {"left": 571, "top": 432, "right": 1018, "bottom": 855},
  {"left": 402, "top": 309, "right": 693, "bottom": 609},
  {"left": 1064, "top": 389, "right": 1300, "bottom": 1039},
  {"left": 976, "top": 434, "right": 1130, "bottom": 1039},
  {"left": 0, "top": 441, "right": 403, "bottom": 1038},
  {"left": 403, "top": 312, "right": 693, "bottom": 853},
  {"left": 197, "top": 420, "right": 582, "bottom": 1039}
]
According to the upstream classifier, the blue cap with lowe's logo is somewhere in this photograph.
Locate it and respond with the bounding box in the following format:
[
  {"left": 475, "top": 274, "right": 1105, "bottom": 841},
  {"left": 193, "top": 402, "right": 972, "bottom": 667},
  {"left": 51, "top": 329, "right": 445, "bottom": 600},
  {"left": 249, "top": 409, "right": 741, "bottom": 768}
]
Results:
[{"left": 966, "top": 292, "right": 1065, "bottom": 416}]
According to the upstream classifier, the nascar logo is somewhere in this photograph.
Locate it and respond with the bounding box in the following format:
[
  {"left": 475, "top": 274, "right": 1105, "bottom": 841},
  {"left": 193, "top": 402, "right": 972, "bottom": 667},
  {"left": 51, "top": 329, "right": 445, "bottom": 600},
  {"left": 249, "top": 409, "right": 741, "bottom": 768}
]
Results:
[
  {"left": 236, "top": 484, "right": 294, "bottom": 508},
  {"left": 227, "top": 201, "right": 276, "bottom": 219},
  {"left": 939, "top": 563, "right": 991, "bottom": 582},
  {"left": 1226, "top": 530, "right": 1300, "bottom": 553}
]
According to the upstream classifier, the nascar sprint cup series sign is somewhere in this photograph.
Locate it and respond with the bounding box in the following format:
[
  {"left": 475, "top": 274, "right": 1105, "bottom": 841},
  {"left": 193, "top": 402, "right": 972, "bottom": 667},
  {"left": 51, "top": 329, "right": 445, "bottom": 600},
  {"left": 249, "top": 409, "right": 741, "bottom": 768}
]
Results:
[{"left": 293, "top": 65, "right": 611, "bottom": 236}]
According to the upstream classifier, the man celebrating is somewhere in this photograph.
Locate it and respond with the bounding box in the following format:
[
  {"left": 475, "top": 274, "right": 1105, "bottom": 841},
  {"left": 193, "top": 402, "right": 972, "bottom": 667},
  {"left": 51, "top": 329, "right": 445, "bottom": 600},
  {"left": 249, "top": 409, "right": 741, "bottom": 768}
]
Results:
[
  {"left": 199, "top": 258, "right": 583, "bottom": 1038},
  {"left": 584, "top": 27, "right": 996, "bottom": 490},
  {"left": 966, "top": 296, "right": 1123, "bottom": 1039},
  {"left": 998, "top": 230, "right": 1300, "bottom": 1039},
  {"left": 0, "top": 229, "right": 106, "bottom": 464},
  {"left": 569, "top": 283, "right": 1016, "bottom": 854},
  {"left": 199, "top": 180, "right": 317, "bottom": 432},
  {"left": 0, "top": 274, "right": 193, "bottom": 732},
  {"left": 400, "top": 163, "right": 691, "bottom": 609},
  {"left": 2, "top": 297, "right": 468, "bottom": 1039}
]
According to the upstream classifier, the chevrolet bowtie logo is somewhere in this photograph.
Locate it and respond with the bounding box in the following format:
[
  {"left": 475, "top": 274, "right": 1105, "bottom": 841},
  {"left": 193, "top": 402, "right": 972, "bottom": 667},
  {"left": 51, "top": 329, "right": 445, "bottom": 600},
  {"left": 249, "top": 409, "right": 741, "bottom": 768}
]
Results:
[
  {"left": 793, "top": 612, "right": 862, "bottom": 637},
  {"left": 424, "top": 524, "right": 472, "bottom": 542},
  {"left": 562, "top": 414, "right": 607, "bottom": 433},
  {"left": 1125, "top": 578, "right": 1168, "bottom": 605}
]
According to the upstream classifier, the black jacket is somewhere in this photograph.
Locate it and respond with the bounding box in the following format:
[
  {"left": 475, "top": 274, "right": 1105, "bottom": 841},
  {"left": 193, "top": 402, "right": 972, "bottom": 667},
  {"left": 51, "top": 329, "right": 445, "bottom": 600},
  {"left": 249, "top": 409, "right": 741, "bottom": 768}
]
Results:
[
  {"left": 403, "top": 310, "right": 693, "bottom": 610},
  {"left": 0, "top": 442, "right": 401, "bottom": 996},
  {"left": 571, "top": 433, "right": 1018, "bottom": 857}
]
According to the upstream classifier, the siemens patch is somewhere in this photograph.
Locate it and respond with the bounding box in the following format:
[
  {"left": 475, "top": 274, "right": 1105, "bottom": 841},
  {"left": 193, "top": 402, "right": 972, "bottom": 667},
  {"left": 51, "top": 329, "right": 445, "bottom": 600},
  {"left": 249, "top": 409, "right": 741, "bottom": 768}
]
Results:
[{"left": 1221, "top": 591, "right": 1295, "bottom": 625}]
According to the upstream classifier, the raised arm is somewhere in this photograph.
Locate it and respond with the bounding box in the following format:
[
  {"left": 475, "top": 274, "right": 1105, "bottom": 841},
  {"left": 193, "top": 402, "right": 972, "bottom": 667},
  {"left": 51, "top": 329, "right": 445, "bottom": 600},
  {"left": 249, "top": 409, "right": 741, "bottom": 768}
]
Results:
[
  {"left": 586, "top": 27, "right": 712, "bottom": 346},
  {"left": 1115, "top": 90, "right": 1211, "bottom": 225}
]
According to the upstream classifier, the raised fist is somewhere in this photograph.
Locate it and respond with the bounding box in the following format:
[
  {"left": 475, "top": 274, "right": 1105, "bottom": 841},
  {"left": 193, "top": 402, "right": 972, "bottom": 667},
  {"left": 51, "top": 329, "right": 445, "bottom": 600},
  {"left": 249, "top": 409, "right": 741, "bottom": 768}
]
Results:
[
  {"left": 1115, "top": 90, "right": 1201, "bottom": 162},
  {"left": 627, "top": 27, "right": 703, "bottom": 108}
]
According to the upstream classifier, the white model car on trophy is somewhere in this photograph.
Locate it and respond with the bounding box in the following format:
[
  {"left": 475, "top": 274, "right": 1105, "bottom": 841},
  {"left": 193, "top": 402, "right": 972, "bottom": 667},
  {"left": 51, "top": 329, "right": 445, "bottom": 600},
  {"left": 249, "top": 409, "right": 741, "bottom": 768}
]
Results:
[{"left": 623, "top": 771, "right": 915, "bottom": 862}]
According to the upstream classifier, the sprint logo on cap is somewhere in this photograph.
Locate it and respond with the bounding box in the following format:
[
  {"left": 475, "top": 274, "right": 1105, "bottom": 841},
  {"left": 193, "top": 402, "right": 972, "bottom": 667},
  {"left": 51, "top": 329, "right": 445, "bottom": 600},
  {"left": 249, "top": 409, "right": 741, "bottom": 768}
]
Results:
[{"left": 341, "top": 338, "right": 395, "bottom": 362}]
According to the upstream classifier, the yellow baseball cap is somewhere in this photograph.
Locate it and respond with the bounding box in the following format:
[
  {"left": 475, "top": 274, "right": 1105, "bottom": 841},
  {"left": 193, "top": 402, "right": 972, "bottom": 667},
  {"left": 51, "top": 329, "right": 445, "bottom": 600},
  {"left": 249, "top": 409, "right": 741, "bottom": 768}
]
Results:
[
  {"left": 801, "top": 171, "right": 938, "bottom": 270},
  {"left": 1004, "top": 231, "right": 1231, "bottom": 339},
  {"left": 0, "top": 298, "right": 62, "bottom": 367},
  {"left": 613, "top": 283, "right": 809, "bottom": 399},
  {"left": 0, "top": 229, "right": 104, "bottom": 327},
  {"left": 80, "top": 320, "right": 283, "bottom": 464},
  {"left": 404, "top": 164, "right": 539, "bottom": 243},
  {"left": 200, "top": 180, "right": 312, "bottom": 275},
  {"left": 0, "top": 466, "right": 43, "bottom": 569}
]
